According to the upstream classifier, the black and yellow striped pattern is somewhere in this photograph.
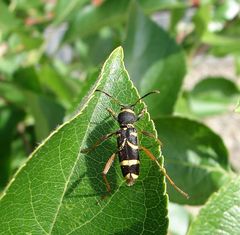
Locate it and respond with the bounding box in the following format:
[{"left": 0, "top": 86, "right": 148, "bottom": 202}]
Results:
[{"left": 117, "top": 126, "right": 140, "bottom": 186}]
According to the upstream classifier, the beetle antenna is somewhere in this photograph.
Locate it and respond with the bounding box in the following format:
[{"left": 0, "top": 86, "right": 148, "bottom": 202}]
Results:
[
  {"left": 131, "top": 90, "right": 160, "bottom": 107},
  {"left": 96, "top": 89, "right": 124, "bottom": 106}
]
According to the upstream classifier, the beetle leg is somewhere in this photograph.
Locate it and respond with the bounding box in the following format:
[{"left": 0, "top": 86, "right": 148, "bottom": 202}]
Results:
[
  {"left": 118, "top": 138, "right": 127, "bottom": 151},
  {"left": 137, "top": 106, "right": 147, "bottom": 120},
  {"left": 107, "top": 108, "right": 117, "bottom": 120},
  {"left": 140, "top": 146, "right": 189, "bottom": 199},
  {"left": 81, "top": 131, "right": 117, "bottom": 153},
  {"left": 102, "top": 153, "right": 116, "bottom": 193},
  {"left": 140, "top": 131, "right": 162, "bottom": 146}
]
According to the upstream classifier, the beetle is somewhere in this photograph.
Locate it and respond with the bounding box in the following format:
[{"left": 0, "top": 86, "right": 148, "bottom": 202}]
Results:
[{"left": 82, "top": 89, "right": 189, "bottom": 198}]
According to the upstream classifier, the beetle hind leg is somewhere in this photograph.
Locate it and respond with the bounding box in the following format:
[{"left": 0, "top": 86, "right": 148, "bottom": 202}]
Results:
[{"left": 140, "top": 146, "right": 189, "bottom": 199}]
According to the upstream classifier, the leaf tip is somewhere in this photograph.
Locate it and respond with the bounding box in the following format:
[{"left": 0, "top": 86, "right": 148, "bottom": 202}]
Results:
[{"left": 112, "top": 46, "right": 124, "bottom": 59}]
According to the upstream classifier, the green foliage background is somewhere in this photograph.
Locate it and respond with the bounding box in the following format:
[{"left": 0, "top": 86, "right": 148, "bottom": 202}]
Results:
[{"left": 0, "top": 0, "right": 240, "bottom": 234}]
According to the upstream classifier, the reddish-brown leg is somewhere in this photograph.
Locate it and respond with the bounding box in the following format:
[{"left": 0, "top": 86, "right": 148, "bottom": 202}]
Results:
[
  {"left": 140, "top": 146, "right": 189, "bottom": 199},
  {"left": 102, "top": 153, "right": 116, "bottom": 193},
  {"left": 140, "top": 130, "right": 163, "bottom": 146}
]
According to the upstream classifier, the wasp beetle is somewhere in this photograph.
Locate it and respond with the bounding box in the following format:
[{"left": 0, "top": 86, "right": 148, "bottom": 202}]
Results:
[{"left": 82, "top": 89, "right": 189, "bottom": 199}]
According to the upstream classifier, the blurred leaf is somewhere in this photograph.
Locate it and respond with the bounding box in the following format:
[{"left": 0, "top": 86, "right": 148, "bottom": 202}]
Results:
[
  {"left": 10, "top": 0, "right": 43, "bottom": 10},
  {"left": 124, "top": 3, "right": 186, "bottom": 117},
  {"left": 189, "top": 77, "right": 239, "bottom": 116},
  {"left": 221, "top": 18, "right": 240, "bottom": 38},
  {"left": 193, "top": 3, "right": 211, "bottom": 38},
  {"left": 67, "top": 69, "right": 99, "bottom": 117},
  {"left": 37, "top": 64, "right": 79, "bottom": 105},
  {"left": 64, "top": 0, "right": 189, "bottom": 41},
  {"left": 213, "top": 0, "right": 240, "bottom": 22},
  {"left": 79, "top": 27, "right": 118, "bottom": 67},
  {"left": 138, "top": 0, "right": 189, "bottom": 13},
  {"left": 203, "top": 32, "right": 240, "bottom": 56},
  {"left": 183, "top": 3, "right": 211, "bottom": 54},
  {"left": 188, "top": 175, "right": 240, "bottom": 235},
  {"left": 16, "top": 32, "right": 43, "bottom": 51},
  {"left": 0, "top": 47, "right": 168, "bottom": 234},
  {"left": 13, "top": 67, "right": 42, "bottom": 93},
  {"left": 9, "top": 134, "right": 32, "bottom": 174},
  {"left": 0, "top": 1, "right": 20, "bottom": 33},
  {"left": 234, "top": 54, "right": 240, "bottom": 75},
  {"left": 65, "top": 0, "right": 129, "bottom": 41},
  {"left": 154, "top": 116, "right": 231, "bottom": 205},
  {"left": 169, "top": 8, "right": 185, "bottom": 34},
  {"left": 174, "top": 91, "right": 194, "bottom": 118},
  {"left": 0, "top": 106, "right": 24, "bottom": 189},
  {"left": 54, "top": 0, "right": 89, "bottom": 24},
  {"left": 0, "top": 53, "right": 27, "bottom": 75},
  {"left": 235, "top": 99, "right": 240, "bottom": 113},
  {"left": 24, "top": 91, "right": 65, "bottom": 141},
  {"left": 168, "top": 202, "right": 191, "bottom": 235},
  {"left": 13, "top": 65, "right": 78, "bottom": 109},
  {"left": 0, "top": 82, "right": 25, "bottom": 106}
]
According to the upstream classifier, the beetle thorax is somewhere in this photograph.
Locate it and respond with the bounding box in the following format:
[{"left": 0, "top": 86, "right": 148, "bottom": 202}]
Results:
[{"left": 117, "top": 107, "right": 136, "bottom": 126}]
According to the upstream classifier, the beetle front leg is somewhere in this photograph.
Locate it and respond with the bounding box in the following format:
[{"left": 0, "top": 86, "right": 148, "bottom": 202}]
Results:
[
  {"left": 107, "top": 108, "right": 117, "bottom": 121},
  {"left": 137, "top": 106, "right": 147, "bottom": 121},
  {"left": 81, "top": 131, "right": 117, "bottom": 153}
]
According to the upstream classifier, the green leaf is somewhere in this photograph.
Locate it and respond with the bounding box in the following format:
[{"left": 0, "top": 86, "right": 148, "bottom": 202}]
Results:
[
  {"left": 169, "top": 8, "right": 185, "bottom": 34},
  {"left": 235, "top": 54, "right": 240, "bottom": 76},
  {"left": 0, "top": 53, "right": 27, "bottom": 75},
  {"left": 0, "top": 82, "right": 25, "bottom": 106},
  {"left": 24, "top": 91, "right": 65, "bottom": 141},
  {"left": 235, "top": 99, "right": 240, "bottom": 113},
  {"left": 193, "top": 4, "right": 211, "bottom": 38},
  {"left": 188, "top": 175, "right": 240, "bottom": 235},
  {"left": 154, "top": 116, "right": 231, "bottom": 205},
  {"left": 0, "top": 2, "right": 20, "bottom": 33},
  {"left": 79, "top": 28, "right": 118, "bottom": 67},
  {"left": 64, "top": 0, "right": 188, "bottom": 41},
  {"left": 189, "top": 77, "right": 240, "bottom": 116},
  {"left": 0, "top": 47, "right": 168, "bottom": 234},
  {"left": 37, "top": 64, "right": 79, "bottom": 105},
  {"left": 174, "top": 91, "right": 194, "bottom": 118},
  {"left": 54, "top": 0, "right": 89, "bottom": 24},
  {"left": 66, "top": 69, "right": 99, "bottom": 117},
  {"left": 138, "top": 0, "right": 188, "bottom": 13},
  {"left": 11, "top": 0, "right": 43, "bottom": 10},
  {"left": 65, "top": 0, "right": 129, "bottom": 41},
  {"left": 124, "top": 3, "right": 186, "bottom": 116},
  {"left": 168, "top": 202, "right": 191, "bottom": 235},
  {"left": 13, "top": 67, "right": 42, "bottom": 93},
  {"left": 203, "top": 32, "right": 240, "bottom": 56},
  {"left": 0, "top": 106, "right": 25, "bottom": 189}
]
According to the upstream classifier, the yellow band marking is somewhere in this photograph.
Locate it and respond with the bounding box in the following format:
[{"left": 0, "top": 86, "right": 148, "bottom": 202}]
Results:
[
  {"left": 120, "top": 160, "right": 140, "bottom": 166},
  {"left": 119, "top": 138, "right": 127, "bottom": 151},
  {"left": 127, "top": 141, "right": 138, "bottom": 149},
  {"left": 125, "top": 173, "right": 139, "bottom": 180},
  {"left": 120, "top": 109, "right": 135, "bottom": 114},
  {"left": 130, "top": 132, "right": 137, "bottom": 137}
]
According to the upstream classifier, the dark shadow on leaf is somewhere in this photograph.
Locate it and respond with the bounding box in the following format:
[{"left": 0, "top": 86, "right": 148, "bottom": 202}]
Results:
[
  {"left": 85, "top": 118, "right": 119, "bottom": 196},
  {"left": 65, "top": 172, "right": 87, "bottom": 197}
]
